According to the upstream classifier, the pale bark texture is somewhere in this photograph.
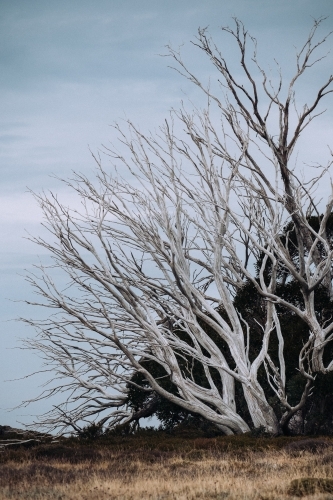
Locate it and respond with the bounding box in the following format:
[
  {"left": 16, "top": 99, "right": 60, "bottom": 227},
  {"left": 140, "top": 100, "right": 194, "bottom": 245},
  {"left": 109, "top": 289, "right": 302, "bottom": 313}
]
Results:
[{"left": 22, "top": 18, "right": 333, "bottom": 435}]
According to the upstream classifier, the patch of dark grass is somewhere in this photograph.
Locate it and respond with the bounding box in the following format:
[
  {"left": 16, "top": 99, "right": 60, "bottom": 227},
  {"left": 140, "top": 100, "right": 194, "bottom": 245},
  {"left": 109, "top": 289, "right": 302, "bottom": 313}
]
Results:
[
  {"left": 284, "top": 438, "right": 332, "bottom": 456},
  {"left": 205, "top": 495, "right": 229, "bottom": 500},
  {"left": 287, "top": 477, "right": 333, "bottom": 496},
  {"left": 0, "top": 486, "right": 67, "bottom": 500},
  {"left": 1, "top": 430, "right": 333, "bottom": 467},
  {"left": 0, "top": 464, "right": 84, "bottom": 487},
  {"left": 33, "top": 444, "right": 101, "bottom": 463},
  {"left": 319, "top": 452, "right": 333, "bottom": 464}
]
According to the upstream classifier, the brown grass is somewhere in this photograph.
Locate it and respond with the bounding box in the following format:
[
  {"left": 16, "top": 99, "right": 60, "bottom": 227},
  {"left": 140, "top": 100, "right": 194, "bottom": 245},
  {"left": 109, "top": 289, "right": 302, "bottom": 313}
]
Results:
[{"left": 1, "top": 434, "right": 333, "bottom": 499}]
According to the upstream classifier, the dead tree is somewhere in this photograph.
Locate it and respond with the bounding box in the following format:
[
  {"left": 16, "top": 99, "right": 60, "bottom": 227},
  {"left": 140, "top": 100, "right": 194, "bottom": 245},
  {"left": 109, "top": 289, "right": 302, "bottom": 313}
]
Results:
[{"left": 22, "top": 18, "right": 333, "bottom": 435}]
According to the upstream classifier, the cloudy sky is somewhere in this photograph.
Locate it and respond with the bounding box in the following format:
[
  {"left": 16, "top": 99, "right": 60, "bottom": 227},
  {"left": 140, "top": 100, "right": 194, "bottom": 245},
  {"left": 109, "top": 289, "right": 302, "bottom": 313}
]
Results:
[{"left": 1, "top": 0, "right": 333, "bottom": 428}]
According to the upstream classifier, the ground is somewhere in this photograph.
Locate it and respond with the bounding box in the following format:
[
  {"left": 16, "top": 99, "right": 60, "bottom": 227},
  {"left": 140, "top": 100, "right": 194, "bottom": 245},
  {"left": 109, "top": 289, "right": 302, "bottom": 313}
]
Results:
[{"left": 1, "top": 428, "right": 333, "bottom": 499}]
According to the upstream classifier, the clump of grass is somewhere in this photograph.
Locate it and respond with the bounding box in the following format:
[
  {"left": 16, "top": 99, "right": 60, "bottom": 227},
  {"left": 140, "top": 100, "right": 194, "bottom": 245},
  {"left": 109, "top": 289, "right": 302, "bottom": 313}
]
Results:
[
  {"left": 287, "top": 477, "right": 333, "bottom": 496},
  {"left": 284, "top": 438, "right": 332, "bottom": 456},
  {"left": 318, "top": 452, "right": 333, "bottom": 464}
]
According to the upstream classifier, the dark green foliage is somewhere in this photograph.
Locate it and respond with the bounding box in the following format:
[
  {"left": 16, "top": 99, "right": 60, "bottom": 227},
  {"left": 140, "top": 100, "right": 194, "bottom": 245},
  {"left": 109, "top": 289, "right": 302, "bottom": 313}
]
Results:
[
  {"left": 233, "top": 279, "right": 333, "bottom": 431},
  {"left": 124, "top": 216, "right": 333, "bottom": 435},
  {"left": 127, "top": 359, "right": 225, "bottom": 434},
  {"left": 302, "top": 373, "right": 333, "bottom": 435},
  {"left": 77, "top": 422, "right": 104, "bottom": 440},
  {"left": 248, "top": 425, "right": 272, "bottom": 438}
]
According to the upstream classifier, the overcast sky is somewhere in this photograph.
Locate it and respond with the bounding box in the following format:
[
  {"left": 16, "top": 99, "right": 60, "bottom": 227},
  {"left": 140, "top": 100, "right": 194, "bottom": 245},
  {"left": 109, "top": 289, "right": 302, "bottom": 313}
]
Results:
[{"left": 1, "top": 0, "right": 333, "bottom": 429}]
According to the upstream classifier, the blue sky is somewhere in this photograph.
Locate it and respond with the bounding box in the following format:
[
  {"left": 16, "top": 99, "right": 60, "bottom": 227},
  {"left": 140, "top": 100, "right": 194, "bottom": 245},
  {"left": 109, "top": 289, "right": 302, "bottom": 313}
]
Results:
[{"left": 1, "top": 0, "right": 333, "bottom": 428}]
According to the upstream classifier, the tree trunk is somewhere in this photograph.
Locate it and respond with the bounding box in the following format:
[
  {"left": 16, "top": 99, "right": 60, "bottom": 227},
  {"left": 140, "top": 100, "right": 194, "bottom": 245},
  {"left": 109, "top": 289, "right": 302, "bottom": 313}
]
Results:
[{"left": 243, "top": 386, "right": 280, "bottom": 434}]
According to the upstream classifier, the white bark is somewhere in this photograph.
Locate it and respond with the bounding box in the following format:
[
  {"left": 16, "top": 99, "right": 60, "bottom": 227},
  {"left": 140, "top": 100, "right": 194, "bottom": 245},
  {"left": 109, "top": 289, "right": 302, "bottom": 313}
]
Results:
[{"left": 21, "top": 18, "right": 333, "bottom": 435}]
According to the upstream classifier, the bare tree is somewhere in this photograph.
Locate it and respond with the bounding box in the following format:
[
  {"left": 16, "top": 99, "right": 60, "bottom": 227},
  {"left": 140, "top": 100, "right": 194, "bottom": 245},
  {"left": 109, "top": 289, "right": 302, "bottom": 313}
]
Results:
[{"left": 22, "top": 18, "right": 333, "bottom": 435}]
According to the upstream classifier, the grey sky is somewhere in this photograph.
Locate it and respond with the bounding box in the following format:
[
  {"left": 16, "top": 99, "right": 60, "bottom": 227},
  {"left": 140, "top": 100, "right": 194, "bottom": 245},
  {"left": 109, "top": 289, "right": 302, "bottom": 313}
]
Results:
[{"left": 1, "top": 0, "right": 333, "bottom": 428}]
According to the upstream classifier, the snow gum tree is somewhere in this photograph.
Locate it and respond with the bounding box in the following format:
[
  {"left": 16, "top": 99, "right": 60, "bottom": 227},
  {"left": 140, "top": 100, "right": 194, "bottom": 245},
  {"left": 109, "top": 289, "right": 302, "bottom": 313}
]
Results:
[{"left": 23, "top": 18, "right": 333, "bottom": 435}]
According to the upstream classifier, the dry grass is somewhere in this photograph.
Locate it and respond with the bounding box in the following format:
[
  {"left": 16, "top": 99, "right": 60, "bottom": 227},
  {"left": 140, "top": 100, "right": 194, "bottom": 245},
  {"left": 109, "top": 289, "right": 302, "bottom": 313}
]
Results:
[{"left": 1, "top": 434, "right": 333, "bottom": 499}]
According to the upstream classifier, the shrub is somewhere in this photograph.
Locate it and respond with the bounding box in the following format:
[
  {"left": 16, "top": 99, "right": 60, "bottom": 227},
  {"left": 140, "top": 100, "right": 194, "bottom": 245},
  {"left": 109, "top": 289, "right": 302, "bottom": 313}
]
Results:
[
  {"left": 77, "top": 422, "right": 104, "bottom": 440},
  {"left": 287, "top": 477, "right": 333, "bottom": 496}
]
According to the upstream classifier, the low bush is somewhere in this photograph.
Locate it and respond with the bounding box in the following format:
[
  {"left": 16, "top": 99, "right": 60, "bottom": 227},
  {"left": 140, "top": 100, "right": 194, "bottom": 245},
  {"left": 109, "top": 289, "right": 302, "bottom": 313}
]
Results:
[{"left": 287, "top": 477, "right": 333, "bottom": 496}]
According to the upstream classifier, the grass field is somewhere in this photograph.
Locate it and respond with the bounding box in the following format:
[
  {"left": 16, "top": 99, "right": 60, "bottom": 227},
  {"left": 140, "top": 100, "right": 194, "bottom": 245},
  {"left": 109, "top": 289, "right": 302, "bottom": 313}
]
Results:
[{"left": 1, "top": 431, "right": 333, "bottom": 499}]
